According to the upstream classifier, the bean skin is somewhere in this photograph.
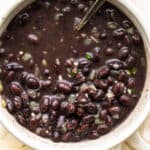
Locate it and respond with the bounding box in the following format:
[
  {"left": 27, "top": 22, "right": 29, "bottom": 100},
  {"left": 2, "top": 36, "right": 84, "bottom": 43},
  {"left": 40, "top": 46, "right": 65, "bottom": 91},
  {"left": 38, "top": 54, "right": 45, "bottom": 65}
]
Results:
[
  {"left": 57, "top": 80, "right": 72, "bottom": 94},
  {"left": 86, "top": 103, "right": 98, "bottom": 114},
  {"left": 67, "top": 102, "right": 76, "bottom": 114},
  {"left": 99, "top": 109, "right": 108, "bottom": 120},
  {"left": 9, "top": 82, "right": 23, "bottom": 95},
  {"left": 112, "top": 82, "right": 124, "bottom": 96},
  {"left": 6, "top": 100, "right": 14, "bottom": 113},
  {"left": 40, "top": 97, "right": 49, "bottom": 112},
  {"left": 76, "top": 107, "right": 85, "bottom": 117},
  {"left": 77, "top": 95, "right": 88, "bottom": 104},
  {"left": 13, "top": 96, "right": 22, "bottom": 109},
  {"left": 119, "top": 94, "right": 135, "bottom": 107},
  {"left": 88, "top": 130, "right": 99, "bottom": 139},
  {"left": 25, "top": 74, "right": 40, "bottom": 89},
  {"left": 97, "top": 124, "right": 109, "bottom": 135},
  {"left": 97, "top": 66, "right": 110, "bottom": 79},
  {"left": 66, "top": 119, "right": 78, "bottom": 130},
  {"left": 5, "top": 62, "right": 24, "bottom": 71},
  {"left": 62, "top": 132, "right": 72, "bottom": 142},
  {"left": 16, "top": 112, "right": 26, "bottom": 126},
  {"left": 82, "top": 115, "right": 95, "bottom": 124},
  {"left": 5, "top": 71, "right": 15, "bottom": 82}
]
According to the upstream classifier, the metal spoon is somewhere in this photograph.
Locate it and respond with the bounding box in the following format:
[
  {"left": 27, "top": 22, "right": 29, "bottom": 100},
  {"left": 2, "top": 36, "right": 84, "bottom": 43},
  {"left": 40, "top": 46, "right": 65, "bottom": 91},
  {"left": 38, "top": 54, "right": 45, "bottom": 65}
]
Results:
[{"left": 76, "top": 0, "right": 106, "bottom": 31}]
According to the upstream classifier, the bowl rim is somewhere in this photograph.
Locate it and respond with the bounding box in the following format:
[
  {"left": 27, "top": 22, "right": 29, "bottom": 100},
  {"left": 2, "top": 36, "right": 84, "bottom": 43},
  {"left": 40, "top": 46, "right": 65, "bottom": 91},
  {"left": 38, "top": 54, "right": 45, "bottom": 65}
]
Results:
[{"left": 0, "top": 0, "right": 150, "bottom": 150}]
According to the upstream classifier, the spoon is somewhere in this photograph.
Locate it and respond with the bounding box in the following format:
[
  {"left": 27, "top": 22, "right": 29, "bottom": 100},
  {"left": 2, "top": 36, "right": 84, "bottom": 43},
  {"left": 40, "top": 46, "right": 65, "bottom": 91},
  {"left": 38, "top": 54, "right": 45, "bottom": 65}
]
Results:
[{"left": 76, "top": 0, "right": 106, "bottom": 31}]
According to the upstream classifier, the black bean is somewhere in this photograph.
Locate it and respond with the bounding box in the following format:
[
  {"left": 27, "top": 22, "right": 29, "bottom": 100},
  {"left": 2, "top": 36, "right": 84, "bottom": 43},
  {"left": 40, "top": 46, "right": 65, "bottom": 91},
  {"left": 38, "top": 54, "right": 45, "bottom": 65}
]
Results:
[
  {"left": 105, "top": 9, "right": 116, "bottom": 20},
  {"left": 122, "top": 20, "right": 131, "bottom": 29},
  {"left": 40, "top": 96, "right": 49, "bottom": 112},
  {"left": 51, "top": 99, "right": 60, "bottom": 110},
  {"left": 112, "top": 82, "right": 124, "bottom": 96},
  {"left": 76, "top": 107, "right": 85, "bottom": 117},
  {"left": 118, "top": 70, "right": 128, "bottom": 82},
  {"left": 21, "top": 91, "right": 29, "bottom": 107},
  {"left": 106, "top": 59, "right": 126, "bottom": 70},
  {"left": 119, "top": 94, "right": 135, "bottom": 107},
  {"left": 82, "top": 66, "right": 91, "bottom": 75},
  {"left": 77, "top": 95, "right": 88, "bottom": 104},
  {"left": 72, "top": 135, "right": 81, "bottom": 142},
  {"left": 75, "top": 72, "right": 86, "bottom": 84},
  {"left": 78, "top": 124, "right": 89, "bottom": 133},
  {"left": 5, "top": 71, "right": 15, "bottom": 82},
  {"left": 108, "top": 106, "right": 121, "bottom": 116},
  {"left": 101, "top": 100, "right": 111, "bottom": 109},
  {"left": 91, "top": 89, "right": 104, "bottom": 101},
  {"left": 49, "top": 110, "right": 58, "bottom": 123},
  {"left": 88, "top": 130, "right": 99, "bottom": 139},
  {"left": 29, "top": 116, "right": 38, "bottom": 130},
  {"left": 67, "top": 102, "right": 76, "bottom": 114},
  {"left": 60, "top": 101, "right": 68, "bottom": 112},
  {"left": 26, "top": 74, "right": 40, "bottom": 89},
  {"left": 118, "top": 47, "right": 129, "bottom": 60},
  {"left": 22, "top": 108, "right": 30, "bottom": 118},
  {"left": 86, "top": 103, "right": 98, "bottom": 114},
  {"left": 126, "top": 55, "right": 136, "bottom": 67},
  {"left": 27, "top": 90, "right": 37, "bottom": 99},
  {"left": 127, "top": 77, "right": 136, "bottom": 88},
  {"left": 57, "top": 80, "right": 72, "bottom": 94},
  {"left": 70, "top": 0, "right": 78, "bottom": 5},
  {"left": 95, "top": 79, "right": 108, "bottom": 90},
  {"left": 78, "top": 58, "right": 92, "bottom": 68},
  {"left": 15, "top": 13, "right": 30, "bottom": 26},
  {"left": 113, "top": 28, "right": 125, "bottom": 38},
  {"left": 107, "top": 76, "right": 114, "bottom": 85},
  {"left": 97, "top": 124, "right": 109, "bottom": 134},
  {"left": 6, "top": 99, "right": 14, "bottom": 113},
  {"left": 82, "top": 115, "right": 95, "bottom": 124},
  {"left": 106, "top": 115, "right": 113, "bottom": 126},
  {"left": 9, "top": 81, "right": 23, "bottom": 95},
  {"left": 66, "top": 119, "right": 78, "bottom": 130},
  {"left": 6, "top": 62, "right": 24, "bottom": 71},
  {"left": 99, "top": 109, "right": 108, "bottom": 120},
  {"left": 13, "top": 96, "right": 22, "bottom": 109},
  {"left": 132, "top": 33, "right": 141, "bottom": 44},
  {"left": 62, "top": 132, "right": 72, "bottom": 142},
  {"left": 16, "top": 112, "right": 26, "bottom": 126},
  {"left": 124, "top": 35, "right": 133, "bottom": 44},
  {"left": 20, "top": 72, "right": 28, "bottom": 84},
  {"left": 97, "top": 66, "right": 110, "bottom": 79}
]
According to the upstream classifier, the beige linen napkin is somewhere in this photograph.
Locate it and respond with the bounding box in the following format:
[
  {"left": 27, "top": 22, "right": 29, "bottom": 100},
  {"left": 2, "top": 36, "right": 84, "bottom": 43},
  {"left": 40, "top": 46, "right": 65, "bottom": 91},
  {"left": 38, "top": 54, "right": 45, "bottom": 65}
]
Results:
[{"left": 0, "top": 0, "right": 150, "bottom": 150}]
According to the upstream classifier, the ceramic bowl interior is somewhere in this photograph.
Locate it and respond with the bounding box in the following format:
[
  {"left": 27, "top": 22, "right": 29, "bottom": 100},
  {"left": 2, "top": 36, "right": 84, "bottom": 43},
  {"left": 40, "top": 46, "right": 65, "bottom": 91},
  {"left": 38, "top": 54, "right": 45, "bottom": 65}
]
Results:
[{"left": 0, "top": 0, "right": 150, "bottom": 150}]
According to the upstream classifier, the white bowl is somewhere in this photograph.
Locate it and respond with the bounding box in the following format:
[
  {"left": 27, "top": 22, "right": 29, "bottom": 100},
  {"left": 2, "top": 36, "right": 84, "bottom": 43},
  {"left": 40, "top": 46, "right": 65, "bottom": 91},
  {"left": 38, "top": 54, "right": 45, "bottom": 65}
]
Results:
[{"left": 0, "top": 0, "right": 150, "bottom": 150}]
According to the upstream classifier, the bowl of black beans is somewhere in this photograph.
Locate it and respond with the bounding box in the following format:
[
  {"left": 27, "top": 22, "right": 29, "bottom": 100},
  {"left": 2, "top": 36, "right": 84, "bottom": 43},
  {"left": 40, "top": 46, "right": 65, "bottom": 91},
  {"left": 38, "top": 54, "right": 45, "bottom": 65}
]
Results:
[{"left": 0, "top": 0, "right": 150, "bottom": 150}]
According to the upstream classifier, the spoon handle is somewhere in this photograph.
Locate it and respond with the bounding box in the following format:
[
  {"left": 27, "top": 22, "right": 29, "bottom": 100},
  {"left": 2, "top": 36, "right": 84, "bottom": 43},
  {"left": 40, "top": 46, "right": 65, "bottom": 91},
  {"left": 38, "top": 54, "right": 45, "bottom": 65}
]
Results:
[{"left": 76, "top": 0, "right": 106, "bottom": 31}]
